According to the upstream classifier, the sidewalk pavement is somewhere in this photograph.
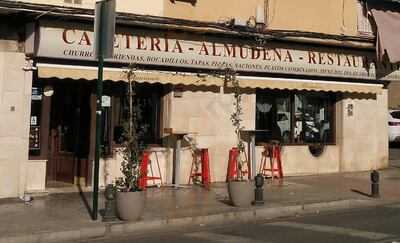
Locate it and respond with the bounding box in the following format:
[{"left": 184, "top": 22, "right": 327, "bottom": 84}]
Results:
[{"left": 1, "top": 168, "right": 400, "bottom": 243}]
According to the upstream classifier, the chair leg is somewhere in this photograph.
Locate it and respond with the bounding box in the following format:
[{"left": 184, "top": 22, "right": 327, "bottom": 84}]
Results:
[
  {"left": 259, "top": 154, "right": 266, "bottom": 175},
  {"left": 149, "top": 159, "right": 155, "bottom": 183},
  {"left": 269, "top": 156, "right": 274, "bottom": 182},
  {"left": 155, "top": 152, "right": 163, "bottom": 184},
  {"left": 188, "top": 154, "right": 195, "bottom": 184}
]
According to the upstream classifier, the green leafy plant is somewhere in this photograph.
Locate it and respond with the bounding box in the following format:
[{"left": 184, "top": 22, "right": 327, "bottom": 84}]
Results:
[
  {"left": 114, "top": 64, "right": 143, "bottom": 192},
  {"left": 225, "top": 68, "right": 247, "bottom": 181}
]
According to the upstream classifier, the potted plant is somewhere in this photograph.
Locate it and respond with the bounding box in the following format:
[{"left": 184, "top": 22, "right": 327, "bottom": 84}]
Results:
[
  {"left": 114, "top": 66, "right": 146, "bottom": 221},
  {"left": 225, "top": 69, "right": 253, "bottom": 207}
]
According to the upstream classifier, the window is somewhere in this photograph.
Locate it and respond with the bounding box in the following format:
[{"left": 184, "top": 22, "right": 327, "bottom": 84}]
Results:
[
  {"left": 256, "top": 90, "right": 335, "bottom": 144},
  {"left": 105, "top": 83, "right": 163, "bottom": 151},
  {"left": 256, "top": 92, "right": 291, "bottom": 143},
  {"left": 135, "top": 85, "right": 163, "bottom": 145},
  {"left": 293, "top": 93, "right": 334, "bottom": 144},
  {"left": 390, "top": 111, "right": 400, "bottom": 119},
  {"left": 29, "top": 87, "right": 43, "bottom": 156},
  {"left": 357, "top": 0, "right": 374, "bottom": 37}
]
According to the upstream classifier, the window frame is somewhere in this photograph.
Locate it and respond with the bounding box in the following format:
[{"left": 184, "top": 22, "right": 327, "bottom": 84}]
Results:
[
  {"left": 255, "top": 90, "right": 336, "bottom": 146},
  {"left": 106, "top": 82, "right": 164, "bottom": 152}
]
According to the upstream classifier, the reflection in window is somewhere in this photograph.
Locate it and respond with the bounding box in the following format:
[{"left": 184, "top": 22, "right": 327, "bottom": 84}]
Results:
[
  {"left": 109, "top": 83, "right": 163, "bottom": 148},
  {"left": 256, "top": 90, "right": 335, "bottom": 144},
  {"left": 256, "top": 92, "right": 291, "bottom": 143},
  {"left": 294, "top": 93, "right": 333, "bottom": 143}
]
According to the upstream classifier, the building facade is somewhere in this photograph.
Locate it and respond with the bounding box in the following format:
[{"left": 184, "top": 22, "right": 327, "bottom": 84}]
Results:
[{"left": 0, "top": 0, "right": 395, "bottom": 198}]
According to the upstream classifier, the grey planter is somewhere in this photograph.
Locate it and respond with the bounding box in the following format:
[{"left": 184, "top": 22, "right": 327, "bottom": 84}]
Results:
[
  {"left": 116, "top": 191, "right": 145, "bottom": 221},
  {"left": 228, "top": 180, "right": 253, "bottom": 207}
]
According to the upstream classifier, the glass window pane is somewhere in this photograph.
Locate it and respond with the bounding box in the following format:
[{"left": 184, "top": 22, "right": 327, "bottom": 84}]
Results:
[
  {"left": 294, "top": 92, "right": 333, "bottom": 143},
  {"left": 115, "top": 83, "right": 162, "bottom": 146},
  {"left": 256, "top": 91, "right": 291, "bottom": 143},
  {"left": 276, "top": 96, "right": 291, "bottom": 143},
  {"left": 29, "top": 88, "right": 42, "bottom": 156},
  {"left": 391, "top": 111, "right": 400, "bottom": 119}
]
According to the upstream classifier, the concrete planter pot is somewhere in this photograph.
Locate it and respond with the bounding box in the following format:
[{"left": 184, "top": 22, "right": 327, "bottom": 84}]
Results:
[
  {"left": 228, "top": 180, "right": 253, "bottom": 207},
  {"left": 116, "top": 191, "right": 145, "bottom": 221}
]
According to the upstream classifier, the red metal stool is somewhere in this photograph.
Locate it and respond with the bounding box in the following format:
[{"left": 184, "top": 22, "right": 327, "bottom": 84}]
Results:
[
  {"left": 259, "top": 141, "right": 283, "bottom": 181},
  {"left": 188, "top": 148, "right": 210, "bottom": 189},
  {"left": 226, "top": 148, "right": 238, "bottom": 182},
  {"left": 138, "top": 150, "right": 163, "bottom": 190},
  {"left": 226, "top": 147, "right": 249, "bottom": 181}
]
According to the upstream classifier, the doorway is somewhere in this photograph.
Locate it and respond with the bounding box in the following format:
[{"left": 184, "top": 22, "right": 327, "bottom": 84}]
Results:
[{"left": 47, "top": 82, "right": 92, "bottom": 186}]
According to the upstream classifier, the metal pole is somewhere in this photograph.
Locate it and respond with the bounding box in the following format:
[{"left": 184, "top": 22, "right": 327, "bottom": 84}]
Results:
[
  {"left": 251, "top": 133, "right": 256, "bottom": 179},
  {"left": 247, "top": 135, "right": 251, "bottom": 180},
  {"left": 371, "top": 170, "right": 380, "bottom": 198},
  {"left": 93, "top": 3, "right": 104, "bottom": 221},
  {"left": 174, "top": 137, "right": 181, "bottom": 188}
]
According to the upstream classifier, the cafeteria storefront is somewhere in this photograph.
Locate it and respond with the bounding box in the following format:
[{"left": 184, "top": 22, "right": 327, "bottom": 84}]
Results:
[{"left": 25, "top": 20, "right": 391, "bottom": 191}]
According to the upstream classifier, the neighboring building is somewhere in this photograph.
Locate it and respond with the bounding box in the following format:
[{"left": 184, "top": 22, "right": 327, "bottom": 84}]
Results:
[
  {"left": 389, "top": 82, "right": 400, "bottom": 108},
  {"left": 0, "top": 0, "right": 397, "bottom": 198}
]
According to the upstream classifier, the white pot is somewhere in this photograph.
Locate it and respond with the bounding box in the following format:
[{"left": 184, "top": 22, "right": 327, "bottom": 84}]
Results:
[
  {"left": 228, "top": 180, "right": 253, "bottom": 207},
  {"left": 116, "top": 191, "right": 145, "bottom": 221}
]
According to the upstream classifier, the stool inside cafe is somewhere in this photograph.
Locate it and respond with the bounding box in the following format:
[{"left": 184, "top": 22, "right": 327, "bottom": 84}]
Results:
[{"left": 27, "top": 21, "right": 390, "bottom": 192}]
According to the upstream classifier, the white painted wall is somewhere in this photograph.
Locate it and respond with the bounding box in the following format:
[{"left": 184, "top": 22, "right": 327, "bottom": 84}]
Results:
[
  {"left": 339, "top": 90, "right": 389, "bottom": 172},
  {"left": 26, "top": 160, "right": 47, "bottom": 192},
  {"left": 0, "top": 48, "right": 33, "bottom": 198}
]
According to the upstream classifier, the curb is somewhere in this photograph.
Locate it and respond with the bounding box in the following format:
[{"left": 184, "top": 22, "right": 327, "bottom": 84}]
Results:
[{"left": 0, "top": 199, "right": 386, "bottom": 243}]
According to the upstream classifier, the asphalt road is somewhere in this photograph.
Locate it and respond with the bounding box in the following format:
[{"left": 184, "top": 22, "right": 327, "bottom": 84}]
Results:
[{"left": 81, "top": 203, "right": 400, "bottom": 243}]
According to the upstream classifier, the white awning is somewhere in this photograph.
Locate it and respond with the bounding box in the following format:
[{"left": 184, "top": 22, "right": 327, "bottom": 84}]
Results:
[
  {"left": 367, "top": 0, "right": 400, "bottom": 63},
  {"left": 235, "top": 76, "right": 383, "bottom": 94},
  {"left": 36, "top": 63, "right": 223, "bottom": 87},
  {"left": 37, "top": 63, "right": 383, "bottom": 94}
]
